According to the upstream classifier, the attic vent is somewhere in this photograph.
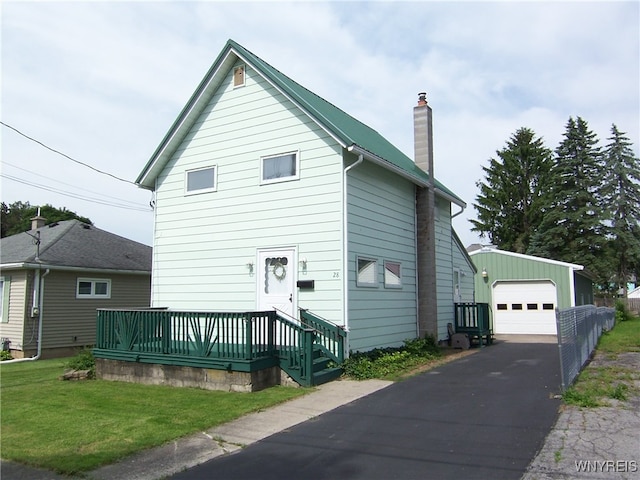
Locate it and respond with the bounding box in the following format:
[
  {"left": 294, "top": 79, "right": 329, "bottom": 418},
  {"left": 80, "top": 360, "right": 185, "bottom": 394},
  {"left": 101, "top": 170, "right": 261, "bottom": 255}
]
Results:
[
  {"left": 233, "top": 65, "right": 245, "bottom": 87},
  {"left": 82, "top": 224, "right": 91, "bottom": 230},
  {"left": 48, "top": 222, "right": 59, "bottom": 228}
]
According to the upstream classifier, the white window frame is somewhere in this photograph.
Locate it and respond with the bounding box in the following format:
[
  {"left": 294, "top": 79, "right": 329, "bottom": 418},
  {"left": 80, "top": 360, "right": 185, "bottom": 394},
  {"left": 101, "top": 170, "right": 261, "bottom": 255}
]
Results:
[
  {"left": 0, "top": 276, "right": 9, "bottom": 323},
  {"left": 356, "top": 257, "right": 378, "bottom": 288},
  {"left": 185, "top": 166, "right": 217, "bottom": 195},
  {"left": 76, "top": 278, "right": 112, "bottom": 299},
  {"left": 260, "top": 151, "right": 300, "bottom": 185},
  {"left": 384, "top": 261, "right": 403, "bottom": 289}
]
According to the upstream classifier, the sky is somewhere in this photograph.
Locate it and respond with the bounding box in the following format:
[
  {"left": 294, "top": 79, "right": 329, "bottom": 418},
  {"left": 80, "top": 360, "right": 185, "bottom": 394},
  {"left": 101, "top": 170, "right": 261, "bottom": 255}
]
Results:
[{"left": 2, "top": 1, "right": 639, "bottom": 249}]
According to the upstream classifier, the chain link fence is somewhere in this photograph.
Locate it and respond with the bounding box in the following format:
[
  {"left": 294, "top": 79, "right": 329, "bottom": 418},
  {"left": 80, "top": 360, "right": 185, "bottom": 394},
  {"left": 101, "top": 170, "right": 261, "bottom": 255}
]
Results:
[{"left": 556, "top": 305, "right": 616, "bottom": 391}]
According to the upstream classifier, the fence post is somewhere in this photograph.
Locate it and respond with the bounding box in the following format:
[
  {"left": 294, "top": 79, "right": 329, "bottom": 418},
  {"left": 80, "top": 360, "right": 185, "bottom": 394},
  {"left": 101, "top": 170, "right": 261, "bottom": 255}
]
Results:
[
  {"left": 303, "top": 328, "right": 315, "bottom": 386},
  {"left": 245, "top": 314, "right": 253, "bottom": 360},
  {"left": 161, "top": 311, "right": 171, "bottom": 354}
]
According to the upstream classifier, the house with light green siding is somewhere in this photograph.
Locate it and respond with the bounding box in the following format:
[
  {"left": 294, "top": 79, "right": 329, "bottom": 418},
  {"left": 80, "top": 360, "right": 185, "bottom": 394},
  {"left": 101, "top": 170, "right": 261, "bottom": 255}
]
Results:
[
  {"left": 469, "top": 246, "right": 594, "bottom": 335},
  {"left": 136, "top": 39, "right": 470, "bottom": 353}
]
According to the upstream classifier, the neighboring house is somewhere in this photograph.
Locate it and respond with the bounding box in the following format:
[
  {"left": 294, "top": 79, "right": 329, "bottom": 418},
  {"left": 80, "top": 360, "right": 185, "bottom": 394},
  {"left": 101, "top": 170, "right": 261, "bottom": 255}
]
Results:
[
  {"left": 0, "top": 217, "right": 152, "bottom": 359},
  {"left": 135, "top": 39, "right": 470, "bottom": 352},
  {"left": 468, "top": 245, "right": 594, "bottom": 335},
  {"left": 628, "top": 286, "right": 640, "bottom": 299}
]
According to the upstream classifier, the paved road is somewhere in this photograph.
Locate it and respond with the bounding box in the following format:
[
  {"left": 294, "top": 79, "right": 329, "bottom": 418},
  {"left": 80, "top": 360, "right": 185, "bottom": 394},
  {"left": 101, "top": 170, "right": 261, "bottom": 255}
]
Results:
[{"left": 171, "top": 340, "right": 562, "bottom": 480}]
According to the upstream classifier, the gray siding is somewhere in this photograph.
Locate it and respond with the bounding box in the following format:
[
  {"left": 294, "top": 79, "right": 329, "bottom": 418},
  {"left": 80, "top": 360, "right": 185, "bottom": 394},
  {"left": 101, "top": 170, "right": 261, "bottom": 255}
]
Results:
[
  {"left": 347, "top": 160, "right": 418, "bottom": 351},
  {"left": 434, "top": 197, "right": 454, "bottom": 341},
  {"left": 40, "top": 271, "right": 150, "bottom": 350}
]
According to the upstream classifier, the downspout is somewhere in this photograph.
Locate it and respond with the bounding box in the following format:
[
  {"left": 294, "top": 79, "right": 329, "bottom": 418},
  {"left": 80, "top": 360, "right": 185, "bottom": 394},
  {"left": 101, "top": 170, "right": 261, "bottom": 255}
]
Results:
[
  {"left": 342, "top": 152, "right": 364, "bottom": 352},
  {"left": 4, "top": 268, "right": 50, "bottom": 363}
]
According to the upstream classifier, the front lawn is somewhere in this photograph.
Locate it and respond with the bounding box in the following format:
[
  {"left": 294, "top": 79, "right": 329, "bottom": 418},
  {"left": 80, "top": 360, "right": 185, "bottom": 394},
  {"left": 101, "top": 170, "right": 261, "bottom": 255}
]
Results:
[{"left": 0, "top": 358, "right": 308, "bottom": 474}]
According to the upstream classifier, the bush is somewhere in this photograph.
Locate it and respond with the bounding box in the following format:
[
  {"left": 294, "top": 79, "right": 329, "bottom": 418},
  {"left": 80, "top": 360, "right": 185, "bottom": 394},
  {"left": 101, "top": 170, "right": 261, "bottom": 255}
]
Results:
[
  {"left": 1, "top": 350, "right": 13, "bottom": 361},
  {"left": 342, "top": 335, "right": 441, "bottom": 380},
  {"left": 64, "top": 348, "right": 96, "bottom": 379},
  {"left": 615, "top": 300, "right": 631, "bottom": 322}
]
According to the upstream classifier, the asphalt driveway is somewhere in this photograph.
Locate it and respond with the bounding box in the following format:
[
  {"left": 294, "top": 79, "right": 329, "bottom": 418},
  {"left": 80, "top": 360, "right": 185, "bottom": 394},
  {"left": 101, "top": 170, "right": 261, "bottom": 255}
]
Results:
[{"left": 171, "top": 338, "right": 562, "bottom": 480}]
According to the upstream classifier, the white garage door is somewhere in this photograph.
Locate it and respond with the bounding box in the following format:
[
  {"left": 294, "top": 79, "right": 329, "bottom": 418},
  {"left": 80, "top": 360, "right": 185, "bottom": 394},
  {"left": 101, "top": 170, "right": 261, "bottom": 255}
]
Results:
[{"left": 493, "top": 281, "right": 557, "bottom": 334}]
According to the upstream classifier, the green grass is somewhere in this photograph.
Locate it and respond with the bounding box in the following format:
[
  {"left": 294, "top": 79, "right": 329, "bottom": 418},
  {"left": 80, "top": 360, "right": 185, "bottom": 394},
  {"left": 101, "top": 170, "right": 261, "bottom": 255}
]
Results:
[
  {"left": 563, "top": 316, "right": 640, "bottom": 408},
  {"left": 0, "top": 358, "right": 308, "bottom": 474}
]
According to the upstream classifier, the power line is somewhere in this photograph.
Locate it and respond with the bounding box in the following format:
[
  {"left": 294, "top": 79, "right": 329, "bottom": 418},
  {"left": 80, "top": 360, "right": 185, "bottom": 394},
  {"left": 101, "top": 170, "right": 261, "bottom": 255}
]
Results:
[
  {"left": 1, "top": 120, "right": 139, "bottom": 186},
  {"left": 1, "top": 174, "right": 151, "bottom": 212},
  {"left": 2, "top": 160, "right": 147, "bottom": 208}
]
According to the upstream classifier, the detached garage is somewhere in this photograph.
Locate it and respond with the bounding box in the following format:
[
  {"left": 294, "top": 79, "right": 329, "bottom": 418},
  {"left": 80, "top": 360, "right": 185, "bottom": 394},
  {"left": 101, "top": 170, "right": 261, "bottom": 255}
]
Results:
[{"left": 468, "top": 246, "right": 594, "bottom": 335}]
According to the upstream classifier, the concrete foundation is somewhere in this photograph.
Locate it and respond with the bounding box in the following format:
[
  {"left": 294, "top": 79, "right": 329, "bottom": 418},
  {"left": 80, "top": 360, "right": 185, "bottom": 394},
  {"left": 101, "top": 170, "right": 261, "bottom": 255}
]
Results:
[{"left": 96, "top": 358, "right": 298, "bottom": 392}]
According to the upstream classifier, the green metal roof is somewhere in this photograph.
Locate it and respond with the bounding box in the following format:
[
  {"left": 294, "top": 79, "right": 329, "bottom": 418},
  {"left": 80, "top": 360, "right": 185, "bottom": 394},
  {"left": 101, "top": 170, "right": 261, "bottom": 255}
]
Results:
[{"left": 137, "top": 39, "right": 464, "bottom": 206}]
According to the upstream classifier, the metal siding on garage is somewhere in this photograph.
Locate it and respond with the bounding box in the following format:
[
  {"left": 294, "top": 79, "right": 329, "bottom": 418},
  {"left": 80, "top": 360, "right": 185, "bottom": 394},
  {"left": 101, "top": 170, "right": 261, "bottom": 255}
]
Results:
[{"left": 492, "top": 281, "right": 557, "bottom": 334}]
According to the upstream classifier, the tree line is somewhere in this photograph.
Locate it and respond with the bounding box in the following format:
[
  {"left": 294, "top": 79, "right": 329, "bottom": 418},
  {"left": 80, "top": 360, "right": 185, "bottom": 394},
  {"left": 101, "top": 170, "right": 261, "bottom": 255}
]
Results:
[
  {"left": 471, "top": 117, "right": 640, "bottom": 296},
  {"left": 1, "top": 201, "right": 92, "bottom": 238}
]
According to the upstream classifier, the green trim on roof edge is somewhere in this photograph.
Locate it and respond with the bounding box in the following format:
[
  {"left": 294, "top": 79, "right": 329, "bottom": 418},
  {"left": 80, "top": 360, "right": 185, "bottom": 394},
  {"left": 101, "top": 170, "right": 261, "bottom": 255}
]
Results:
[{"left": 136, "top": 39, "right": 464, "bottom": 206}]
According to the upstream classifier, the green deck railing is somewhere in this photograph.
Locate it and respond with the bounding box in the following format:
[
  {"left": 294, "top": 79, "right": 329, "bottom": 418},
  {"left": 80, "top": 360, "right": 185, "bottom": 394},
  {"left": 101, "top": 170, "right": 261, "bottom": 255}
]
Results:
[
  {"left": 94, "top": 308, "right": 345, "bottom": 386},
  {"left": 453, "top": 302, "right": 493, "bottom": 347}
]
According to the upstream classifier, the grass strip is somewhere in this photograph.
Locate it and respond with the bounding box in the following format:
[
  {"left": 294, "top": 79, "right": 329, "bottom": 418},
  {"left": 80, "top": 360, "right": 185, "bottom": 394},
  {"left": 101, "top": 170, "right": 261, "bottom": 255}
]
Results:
[
  {"left": 563, "top": 316, "right": 640, "bottom": 407},
  {"left": 0, "top": 358, "right": 308, "bottom": 474}
]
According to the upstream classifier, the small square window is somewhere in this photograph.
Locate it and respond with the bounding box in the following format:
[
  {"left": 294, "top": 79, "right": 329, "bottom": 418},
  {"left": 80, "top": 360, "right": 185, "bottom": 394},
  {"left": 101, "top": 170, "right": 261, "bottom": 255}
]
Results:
[
  {"left": 527, "top": 303, "right": 538, "bottom": 310},
  {"left": 497, "top": 304, "right": 508, "bottom": 310},
  {"left": 384, "top": 261, "right": 402, "bottom": 288},
  {"left": 186, "top": 166, "right": 217, "bottom": 194},
  {"left": 512, "top": 304, "right": 523, "bottom": 310},
  {"left": 357, "top": 257, "right": 377, "bottom": 287},
  {"left": 261, "top": 152, "right": 299, "bottom": 184},
  {"left": 543, "top": 303, "right": 555, "bottom": 310}
]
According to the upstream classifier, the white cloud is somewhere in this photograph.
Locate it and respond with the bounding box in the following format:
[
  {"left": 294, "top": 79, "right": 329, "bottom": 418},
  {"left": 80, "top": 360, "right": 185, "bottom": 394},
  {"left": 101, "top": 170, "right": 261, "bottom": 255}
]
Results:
[{"left": 1, "top": 0, "right": 638, "bottom": 250}]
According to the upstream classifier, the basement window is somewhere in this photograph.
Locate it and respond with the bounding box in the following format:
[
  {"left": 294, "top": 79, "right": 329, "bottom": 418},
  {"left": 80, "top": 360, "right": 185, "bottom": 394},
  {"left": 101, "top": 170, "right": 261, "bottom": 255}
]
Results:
[
  {"left": 357, "top": 257, "right": 378, "bottom": 287},
  {"left": 77, "top": 278, "right": 111, "bottom": 299}
]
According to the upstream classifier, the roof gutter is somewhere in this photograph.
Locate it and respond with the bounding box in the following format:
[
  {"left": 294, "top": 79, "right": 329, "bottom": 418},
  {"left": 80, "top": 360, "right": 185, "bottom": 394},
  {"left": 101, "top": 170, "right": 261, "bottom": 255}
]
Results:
[
  {"left": 347, "top": 144, "right": 466, "bottom": 209},
  {"left": 0, "top": 263, "right": 150, "bottom": 276}
]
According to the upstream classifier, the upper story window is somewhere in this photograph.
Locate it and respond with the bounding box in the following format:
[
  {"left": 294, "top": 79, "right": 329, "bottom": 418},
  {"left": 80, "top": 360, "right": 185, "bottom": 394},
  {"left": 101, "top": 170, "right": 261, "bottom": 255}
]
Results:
[
  {"left": 77, "top": 278, "right": 111, "bottom": 299},
  {"left": 261, "top": 152, "right": 299, "bottom": 184},
  {"left": 185, "top": 166, "right": 217, "bottom": 195}
]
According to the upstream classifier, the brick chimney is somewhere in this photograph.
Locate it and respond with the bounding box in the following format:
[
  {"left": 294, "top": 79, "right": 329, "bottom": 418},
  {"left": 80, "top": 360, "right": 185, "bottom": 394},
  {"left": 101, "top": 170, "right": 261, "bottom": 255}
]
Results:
[
  {"left": 413, "top": 92, "right": 434, "bottom": 179},
  {"left": 30, "top": 208, "right": 46, "bottom": 230},
  {"left": 414, "top": 93, "right": 438, "bottom": 339}
]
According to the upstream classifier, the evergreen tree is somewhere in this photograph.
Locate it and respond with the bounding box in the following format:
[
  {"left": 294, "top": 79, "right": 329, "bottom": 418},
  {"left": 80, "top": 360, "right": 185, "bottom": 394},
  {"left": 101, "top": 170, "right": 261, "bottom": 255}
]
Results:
[
  {"left": 528, "top": 117, "right": 606, "bottom": 282},
  {"left": 471, "top": 127, "right": 554, "bottom": 253},
  {"left": 600, "top": 124, "right": 640, "bottom": 295},
  {"left": 0, "top": 201, "right": 92, "bottom": 238}
]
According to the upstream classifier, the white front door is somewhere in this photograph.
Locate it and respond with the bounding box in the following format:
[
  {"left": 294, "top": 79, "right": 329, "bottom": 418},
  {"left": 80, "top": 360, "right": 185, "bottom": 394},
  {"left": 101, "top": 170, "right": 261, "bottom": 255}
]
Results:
[{"left": 257, "top": 248, "right": 296, "bottom": 319}]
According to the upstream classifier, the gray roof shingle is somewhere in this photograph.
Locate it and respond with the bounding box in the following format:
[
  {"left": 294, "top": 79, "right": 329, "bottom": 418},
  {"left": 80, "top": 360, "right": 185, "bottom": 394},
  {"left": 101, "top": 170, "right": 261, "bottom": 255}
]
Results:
[{"left": 1, "top": 220, "right": 151, "bottom": 272}]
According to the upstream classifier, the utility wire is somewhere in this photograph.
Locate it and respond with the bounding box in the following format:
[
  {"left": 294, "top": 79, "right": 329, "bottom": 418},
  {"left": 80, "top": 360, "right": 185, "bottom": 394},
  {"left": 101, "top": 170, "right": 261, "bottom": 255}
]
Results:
[
  {"left": 2, "top": 160, "right": 147, "bottom": 208},
  {"left": 1, "top": 120, "right": 139, "bottom": 186},
  {"left": 2, "top": 173, "right": 151, "bottom": 212}
]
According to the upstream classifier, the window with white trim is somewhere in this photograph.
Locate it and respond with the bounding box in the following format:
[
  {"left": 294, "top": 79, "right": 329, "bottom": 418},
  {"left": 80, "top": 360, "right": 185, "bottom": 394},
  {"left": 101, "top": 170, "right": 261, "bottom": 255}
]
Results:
[
  {"left": 76, "top": 278, "right": 111, "bottom": 299},
  {"left": 0, "top": 276, "right": 9, "bottom": 323},
  {"left": 185, "top": 166, "right": 217, "bottom": 194},
  {"left": 356, "top": 257, "right": 378, "bottom": 287},
  {"left": 384, "top": 261, "right": 402, "bottom": 288},
  {"left": 261, "top": 152, "right": 299, "bottom": 184}
]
